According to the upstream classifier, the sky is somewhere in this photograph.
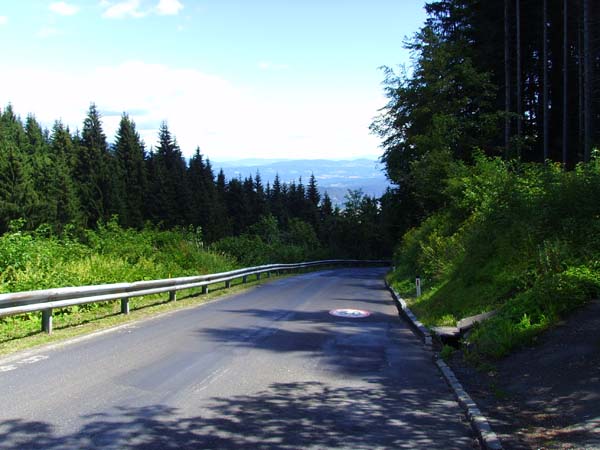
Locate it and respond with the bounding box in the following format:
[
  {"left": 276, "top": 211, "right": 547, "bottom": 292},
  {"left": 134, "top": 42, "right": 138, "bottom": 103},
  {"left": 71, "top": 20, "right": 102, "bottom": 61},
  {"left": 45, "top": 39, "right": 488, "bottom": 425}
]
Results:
[{"left": 0, "top": 0, "right": 427, "bottom": 161}]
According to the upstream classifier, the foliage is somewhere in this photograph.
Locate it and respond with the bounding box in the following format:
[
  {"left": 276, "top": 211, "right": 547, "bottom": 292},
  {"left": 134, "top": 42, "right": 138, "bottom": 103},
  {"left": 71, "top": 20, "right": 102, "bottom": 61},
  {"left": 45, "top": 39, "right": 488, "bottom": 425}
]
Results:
[
  {"left": 390, "top": 155, "right": 600, "bottom": 359},
  {"left": 0, "top": 103, "right": 393, "bottom": 261},
  {"left": 0, "top": 219, "right": 236, "bottom": 297},
  {"left": 213, "top": 215, "right": 327, "bottom": 266}
]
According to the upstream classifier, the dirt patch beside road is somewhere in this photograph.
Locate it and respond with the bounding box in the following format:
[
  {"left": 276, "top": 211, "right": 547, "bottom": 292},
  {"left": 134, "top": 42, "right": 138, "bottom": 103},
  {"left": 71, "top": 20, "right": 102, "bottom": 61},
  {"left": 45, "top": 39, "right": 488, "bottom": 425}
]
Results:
[{"left": 448, "top": 300, "right": 600, "bottom": 449}]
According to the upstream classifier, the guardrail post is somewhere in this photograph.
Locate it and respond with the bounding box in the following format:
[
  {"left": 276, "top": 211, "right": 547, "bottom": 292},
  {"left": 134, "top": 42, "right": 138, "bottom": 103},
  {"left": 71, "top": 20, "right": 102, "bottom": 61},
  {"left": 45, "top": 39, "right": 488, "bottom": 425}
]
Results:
[
  {"left": 121, "top": 298, "right": 130, "bottom": 315},
  {"left": 42, "top": 308, "right": 53, "bottom": 334},
  {"left": 202, "top": 285, "right": 209, "bottom": 294},
  {"left": 225, "top": 280, "right": 231, "bottom": 288},
  {"left": 257, "top": 273, "right": 261, "bottom": 280},
  {"left": 267, "top": 271, "right": 271, "bottom": 278},
  {"left": 169, "top": 291, "right": 177, "bottom": 302},
  {"left": 242, "top": 275, "right": 247, "bottom": 284}
]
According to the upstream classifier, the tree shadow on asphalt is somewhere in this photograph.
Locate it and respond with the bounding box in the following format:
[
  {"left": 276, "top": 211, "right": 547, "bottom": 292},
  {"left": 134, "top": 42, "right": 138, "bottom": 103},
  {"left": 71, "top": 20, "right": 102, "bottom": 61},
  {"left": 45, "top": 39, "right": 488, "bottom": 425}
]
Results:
[
  {"left": 330, "top": 296, "right": 393, "bottom": 305},
  {"left": 194, "top": 306, "right": 432, "bottom": 379},
  {"left": 311, "top": 268, "right": 388, "bottom": 280},
  {"left": 0, "top": 380, "right": 475, "bottom": 450},
  {"left": 0, "top": 267, "right": 477, "bottom": 449}
]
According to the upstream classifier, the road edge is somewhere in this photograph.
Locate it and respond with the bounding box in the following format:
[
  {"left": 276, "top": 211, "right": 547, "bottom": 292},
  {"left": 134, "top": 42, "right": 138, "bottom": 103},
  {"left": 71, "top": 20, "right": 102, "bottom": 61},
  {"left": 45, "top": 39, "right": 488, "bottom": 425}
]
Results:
[
  {"left": 385, "top": 282, "right": 503, "bottom": 450},
  {"left": 0, "top": 278, "right": 270, "bottom": 365}
]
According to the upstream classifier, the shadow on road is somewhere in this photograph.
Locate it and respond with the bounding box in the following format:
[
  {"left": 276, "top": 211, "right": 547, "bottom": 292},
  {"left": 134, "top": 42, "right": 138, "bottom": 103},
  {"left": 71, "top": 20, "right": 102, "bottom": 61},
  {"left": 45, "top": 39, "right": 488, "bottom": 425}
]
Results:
[{"left": 1, "top": 380, "right": 474, "bottom": 449}]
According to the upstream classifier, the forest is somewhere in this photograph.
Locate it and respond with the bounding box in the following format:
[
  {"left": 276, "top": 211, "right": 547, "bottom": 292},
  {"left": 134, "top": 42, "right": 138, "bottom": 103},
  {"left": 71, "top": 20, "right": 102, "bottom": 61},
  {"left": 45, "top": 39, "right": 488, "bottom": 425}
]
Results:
[
  {"left": 0, "top": 102, "right": 390, "bottom": 272},
  {"left": 376, "top": 0, "right": 600, "bottom": 359}
]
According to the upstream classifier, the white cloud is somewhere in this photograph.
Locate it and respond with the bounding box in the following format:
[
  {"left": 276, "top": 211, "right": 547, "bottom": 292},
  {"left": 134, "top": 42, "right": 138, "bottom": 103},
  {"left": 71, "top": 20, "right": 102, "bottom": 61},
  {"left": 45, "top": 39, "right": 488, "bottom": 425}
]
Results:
[
  {"left": 0, "top": 60, "right": 383, "bottom": 160},
  {"left": 0, "top": 16, "right": 7, "bottom": 25},
  {"left": 101, "top": 0, "right": 147, "bottom": 19},
  {"left": 156, "top": 0, "right": 183, "bottom": 16},
  {"left": 49, "top": 2, "right": 80, "bottom": 16}
]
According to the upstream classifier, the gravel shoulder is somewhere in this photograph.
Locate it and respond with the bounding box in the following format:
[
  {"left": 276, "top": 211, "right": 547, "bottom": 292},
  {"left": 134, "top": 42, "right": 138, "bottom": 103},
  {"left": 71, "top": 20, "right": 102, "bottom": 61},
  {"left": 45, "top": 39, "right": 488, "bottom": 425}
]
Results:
[{"left": 448, "top": 299, "right": 600, "bottom": 449}]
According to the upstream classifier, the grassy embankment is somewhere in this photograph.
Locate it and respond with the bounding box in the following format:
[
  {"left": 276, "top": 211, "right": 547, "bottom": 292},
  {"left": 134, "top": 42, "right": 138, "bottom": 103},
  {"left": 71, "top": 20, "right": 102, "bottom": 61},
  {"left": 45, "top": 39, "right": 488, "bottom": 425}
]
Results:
[
  {"left": 387, "top": 155, "right": 600, "bottom": 360},
  {"left": 0, "top": 220, "right": 244, "bottom": 355}
]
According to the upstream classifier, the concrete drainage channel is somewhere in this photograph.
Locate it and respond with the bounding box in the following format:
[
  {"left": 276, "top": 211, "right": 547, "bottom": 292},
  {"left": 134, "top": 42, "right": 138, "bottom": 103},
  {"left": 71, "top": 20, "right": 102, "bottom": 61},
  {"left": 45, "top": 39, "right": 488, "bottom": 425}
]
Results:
[{"left": 386, "top": 283, "right": 504, "bottom": 450}]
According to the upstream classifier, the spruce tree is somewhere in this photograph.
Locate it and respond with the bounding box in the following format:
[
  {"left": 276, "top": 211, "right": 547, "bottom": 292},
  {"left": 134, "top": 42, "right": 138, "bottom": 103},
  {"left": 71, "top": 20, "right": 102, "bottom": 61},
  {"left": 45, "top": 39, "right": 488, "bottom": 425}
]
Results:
[
  {"left": 49, "top": 121, "right": 81, "bottom": 227},
  {"left": 24, "top": 115, "right": 54, "bottom": 226},
  {"left": 187, "top": 147, "right": 212, "bottom": 231},
  {"left": 0, "top": 124, "right": 38, "bottom": 232},
  {"left": 146, "top": 122, "right": 189, "bottom": 227},
  {"left": 114, "top": 114, "right": 147, "bottom": 228},
  {"left": 76, "top": 103, "right": 117, "bottom": 226}
]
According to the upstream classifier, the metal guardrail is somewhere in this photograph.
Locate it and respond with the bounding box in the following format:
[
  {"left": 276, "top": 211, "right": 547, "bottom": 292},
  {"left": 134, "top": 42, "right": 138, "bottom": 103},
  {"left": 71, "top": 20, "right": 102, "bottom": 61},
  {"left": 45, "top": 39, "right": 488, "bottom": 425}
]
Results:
[{"left": 0, "top": 259, "right": 390, "bottom": 334}]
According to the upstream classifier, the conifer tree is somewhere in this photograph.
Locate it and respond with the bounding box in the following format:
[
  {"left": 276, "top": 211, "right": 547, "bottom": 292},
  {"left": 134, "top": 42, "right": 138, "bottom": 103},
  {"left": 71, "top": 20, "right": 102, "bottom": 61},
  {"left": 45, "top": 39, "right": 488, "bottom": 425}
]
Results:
[
  {"left": 24, "top": 115, "right": 56, "bottom": 226},
  {"left": 269, "top": 174, "right": 286, "bottom": 225},
  {"left": 76, "top": 103, "right": 117, "bottom": 226},
  {"left": 48, "top": 122, "right": 81, "bottom": 227},
  {"left": 146, "top": 122, "right": 189, "bottom": 227},
  {"left": 114, "top": 114, "right": 147, "bottom": 228},
  {"left": 188, "top": 147, "right": 213, "bottom": 232},
  {"left": 0, "top": 110, "right": 37, "bottom": 231}
]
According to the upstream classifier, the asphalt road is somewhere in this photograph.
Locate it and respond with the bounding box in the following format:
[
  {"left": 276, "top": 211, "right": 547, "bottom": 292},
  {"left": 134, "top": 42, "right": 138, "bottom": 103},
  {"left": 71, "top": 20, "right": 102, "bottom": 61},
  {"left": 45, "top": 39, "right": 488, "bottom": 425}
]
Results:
[{"left": 0, "top": 267, "right": 475, "bottom": 449}]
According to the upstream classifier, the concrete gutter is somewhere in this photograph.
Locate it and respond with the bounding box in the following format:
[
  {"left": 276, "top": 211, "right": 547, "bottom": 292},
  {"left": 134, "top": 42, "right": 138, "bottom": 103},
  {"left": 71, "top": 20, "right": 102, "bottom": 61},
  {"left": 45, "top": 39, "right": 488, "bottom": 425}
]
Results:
[
  {"left": 386, "top": 282, "right": 503, "bottom": 450},
  {"left": 432, "top": 310, "right": 498, "bottom": 344},
  {"left": 386, "top": 283, "right": 433, "bottom": 348}
]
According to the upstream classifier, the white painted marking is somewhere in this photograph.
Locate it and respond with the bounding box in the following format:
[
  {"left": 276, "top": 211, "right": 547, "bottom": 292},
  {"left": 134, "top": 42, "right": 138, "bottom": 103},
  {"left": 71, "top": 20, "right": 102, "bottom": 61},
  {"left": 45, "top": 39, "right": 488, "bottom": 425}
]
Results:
[
  {"left": 19, "top": 355, "right": 49, "bottom": 364},
  {"left": 329, "top": 308, "right": 371, "bottom": 318},
  {"left": 195, "top": 367, "right": 231, "bottom": 393},
  {"left": 0, "top": 355, "right": 49, "bottom": 374}
]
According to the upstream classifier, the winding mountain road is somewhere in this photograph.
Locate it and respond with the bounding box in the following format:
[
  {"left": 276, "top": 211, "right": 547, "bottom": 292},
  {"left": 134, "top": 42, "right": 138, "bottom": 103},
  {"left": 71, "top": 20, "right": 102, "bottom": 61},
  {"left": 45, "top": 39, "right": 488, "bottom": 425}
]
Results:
[{"left": 0, "top": 267, "right": 475, "bottom": 449}]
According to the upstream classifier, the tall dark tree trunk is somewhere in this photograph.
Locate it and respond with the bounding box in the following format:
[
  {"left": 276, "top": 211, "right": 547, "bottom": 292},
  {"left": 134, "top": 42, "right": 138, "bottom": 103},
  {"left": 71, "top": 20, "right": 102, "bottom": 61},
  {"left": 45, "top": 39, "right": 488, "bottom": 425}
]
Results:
[
  {"left": 516, "top": 0, "right": 522, "bottom": 157},
  {"left": 543, "top": 0, "right": 549, "bottom": 162},
  {"left": 505, "top": 0, "right": 511, "bottom": 157},
  {"left": 563, "top": 0, "right": 568, "bottom": 165},
  {"left": 578, "top": 4, "right": 584, "bottom": 161},
  {"left": 582, "top": 0, "right": 592, "bottom": 162}
]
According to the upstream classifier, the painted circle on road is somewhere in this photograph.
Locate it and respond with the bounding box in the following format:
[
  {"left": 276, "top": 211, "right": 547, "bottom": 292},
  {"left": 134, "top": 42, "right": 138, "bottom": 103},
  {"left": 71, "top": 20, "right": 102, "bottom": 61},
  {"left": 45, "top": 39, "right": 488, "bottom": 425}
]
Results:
[{"left": 329, "top": 308, "right": 371, "bottom": 318}]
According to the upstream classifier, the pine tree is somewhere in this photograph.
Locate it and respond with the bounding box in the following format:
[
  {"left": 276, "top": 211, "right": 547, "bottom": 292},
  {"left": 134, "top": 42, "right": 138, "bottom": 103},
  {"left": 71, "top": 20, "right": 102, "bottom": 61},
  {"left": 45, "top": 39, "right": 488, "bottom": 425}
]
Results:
[
  {"left": 48, "top": 122, "right": 81, "bottom": 228},
  {"left": 76, "top": 103, "right": 115, "bottom": 226},
  {"left": 146, "top": 122, "right": 189, "bottom": 227},
  {"left": 114, "top": 114, "right": 147, "bottom": 228},
  {"left": 24, "top": 115, "right": 57, "bottom": 227},
  {"left": 307, "top": 173, "right": 320, "bottom": 207},
  {"left": 269, "top": 174, "right": 286, "bottom": 225},
  {"left": 187, "top": 147, "right": 212, "bottom": 232},
  {"left": 0, "top": 111, "right": 37, "bottom": 231}
]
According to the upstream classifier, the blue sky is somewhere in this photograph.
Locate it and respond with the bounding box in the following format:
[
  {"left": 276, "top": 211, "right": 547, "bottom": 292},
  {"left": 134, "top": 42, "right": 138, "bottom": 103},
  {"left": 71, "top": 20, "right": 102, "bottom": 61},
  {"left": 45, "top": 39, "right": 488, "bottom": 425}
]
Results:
[{"left": 0, "top": 1, "right": 427, "bottom": 160}]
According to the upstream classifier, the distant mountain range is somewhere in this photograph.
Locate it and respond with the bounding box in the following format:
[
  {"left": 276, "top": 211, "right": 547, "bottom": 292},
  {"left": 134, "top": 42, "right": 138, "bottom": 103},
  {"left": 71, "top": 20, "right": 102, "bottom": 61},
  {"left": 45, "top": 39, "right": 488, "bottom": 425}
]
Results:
[{"left": 213, "top": 158, "right": 390, "bottom": 206}]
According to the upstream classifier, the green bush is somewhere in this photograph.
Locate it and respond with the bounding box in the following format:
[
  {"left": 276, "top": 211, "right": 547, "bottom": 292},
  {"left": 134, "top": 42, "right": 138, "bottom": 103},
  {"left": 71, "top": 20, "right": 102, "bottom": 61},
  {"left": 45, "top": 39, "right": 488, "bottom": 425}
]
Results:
[
  {"left": 0, "top": 220, "right": 236, "bottom": 295},
  {"left": 213, "top": 216, "right": 327, "bottom": 266},
  {"left": 391, "top": 155, "right": 600, "bottom": 359}
]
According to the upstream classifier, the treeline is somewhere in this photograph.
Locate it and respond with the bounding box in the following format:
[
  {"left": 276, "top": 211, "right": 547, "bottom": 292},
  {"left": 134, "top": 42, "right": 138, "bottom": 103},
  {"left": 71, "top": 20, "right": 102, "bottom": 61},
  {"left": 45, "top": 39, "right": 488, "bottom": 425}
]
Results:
[
  {"left": 372, "top": 0, "right": 600, "bottom": 231},
  {"left": 375, "top": 0, "right": 600, "bottom": 358},
  {"left": 0, "top": 103, "right": 390, "bottom": 260}
]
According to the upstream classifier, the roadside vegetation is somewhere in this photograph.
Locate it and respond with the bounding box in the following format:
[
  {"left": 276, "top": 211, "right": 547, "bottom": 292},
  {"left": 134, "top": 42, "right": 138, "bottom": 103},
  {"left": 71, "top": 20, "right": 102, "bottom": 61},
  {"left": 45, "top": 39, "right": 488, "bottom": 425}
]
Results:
[
  {"left": 387, "top": 155, "right": 600, "bottom": 359},
  {"left": 375, "top": 2, "right": 600, "bottom": 360},
  {"left": 0, "top": 218, "right": 238, "bottom": 347},
  {"left": 0, "top": 218, "right": 235, "bottom": 294}
]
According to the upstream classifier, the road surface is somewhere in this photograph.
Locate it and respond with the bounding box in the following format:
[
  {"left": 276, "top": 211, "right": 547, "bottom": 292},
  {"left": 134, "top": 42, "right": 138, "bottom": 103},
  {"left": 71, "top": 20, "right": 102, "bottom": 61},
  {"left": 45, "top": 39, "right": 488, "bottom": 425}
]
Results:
[{"left": 0, "top": 267, "right": 475, "bottom": 449}]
